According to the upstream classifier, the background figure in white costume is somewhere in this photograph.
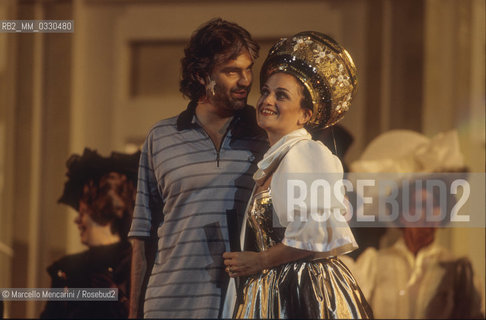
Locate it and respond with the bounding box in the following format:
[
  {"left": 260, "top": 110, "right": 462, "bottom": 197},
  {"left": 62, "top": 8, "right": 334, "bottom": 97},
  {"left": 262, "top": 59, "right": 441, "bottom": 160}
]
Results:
[{"left": 342, "top": 130, "right": 484, "bottom": 319}]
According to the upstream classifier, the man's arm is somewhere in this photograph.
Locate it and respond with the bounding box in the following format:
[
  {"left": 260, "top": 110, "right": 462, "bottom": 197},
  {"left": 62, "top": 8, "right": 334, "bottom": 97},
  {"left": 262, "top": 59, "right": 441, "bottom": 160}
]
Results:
[{"left": 129, "top": 238, "right": 147, "bottom": 319}]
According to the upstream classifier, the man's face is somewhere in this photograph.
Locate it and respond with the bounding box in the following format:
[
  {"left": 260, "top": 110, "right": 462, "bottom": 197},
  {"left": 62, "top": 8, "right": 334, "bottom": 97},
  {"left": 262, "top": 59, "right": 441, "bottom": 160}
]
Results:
[
  {"left": 208, "top": 49, "right": 253, "bottom": 113},
  {"left": 400, "top": 188, "right": 439, "bottom": 252},
  {"left": 400, "top": 188, "right": 442, "bottom": 228}
]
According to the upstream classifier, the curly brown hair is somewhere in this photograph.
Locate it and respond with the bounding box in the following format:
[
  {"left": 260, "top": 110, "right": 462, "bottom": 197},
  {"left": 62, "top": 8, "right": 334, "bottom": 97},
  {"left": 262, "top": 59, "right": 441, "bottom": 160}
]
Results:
[
  {"left": 180, "top": 18, "right": 259, "bottom": 101},
  {"left": 80, "top": 172, "right": 136, "bottom": 239}
]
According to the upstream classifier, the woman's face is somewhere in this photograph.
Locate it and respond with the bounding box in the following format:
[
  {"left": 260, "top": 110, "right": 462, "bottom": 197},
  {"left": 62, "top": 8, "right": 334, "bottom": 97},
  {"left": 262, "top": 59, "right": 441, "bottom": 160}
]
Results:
[
  {"left": 75, "top": 201, "right": 115, "bottom": 247},
  {"left": 256, "top": 73, "right": 311, "bottom": 144}
]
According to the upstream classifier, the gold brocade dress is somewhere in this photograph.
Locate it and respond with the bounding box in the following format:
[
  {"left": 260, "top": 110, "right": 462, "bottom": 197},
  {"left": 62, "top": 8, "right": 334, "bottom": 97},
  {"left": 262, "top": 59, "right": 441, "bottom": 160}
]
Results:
[{"left": 234, "top": 189, "right": 373, "bottom": 319}]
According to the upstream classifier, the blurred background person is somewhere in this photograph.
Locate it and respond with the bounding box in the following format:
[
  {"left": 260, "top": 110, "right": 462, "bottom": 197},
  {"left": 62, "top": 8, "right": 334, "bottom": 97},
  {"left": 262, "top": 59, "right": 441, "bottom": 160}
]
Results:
[
  {"left": 343, "top": 130, "right": 483, "bottom": 319},
  {"left": 40, "top": 148, "right": 140, "bottom": 319}
]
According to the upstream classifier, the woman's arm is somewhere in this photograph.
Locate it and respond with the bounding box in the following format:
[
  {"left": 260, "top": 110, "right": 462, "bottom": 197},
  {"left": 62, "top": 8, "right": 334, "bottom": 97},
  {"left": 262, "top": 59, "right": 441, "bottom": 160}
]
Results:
[{"left": 222, "top": 243, "right": 313, "bottom": 277}]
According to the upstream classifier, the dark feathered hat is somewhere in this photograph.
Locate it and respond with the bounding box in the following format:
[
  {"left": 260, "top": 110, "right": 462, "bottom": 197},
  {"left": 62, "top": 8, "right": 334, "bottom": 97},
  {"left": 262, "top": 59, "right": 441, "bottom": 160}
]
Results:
[{"left": 58, "top": 148, "right": 140, "bottom": 211}]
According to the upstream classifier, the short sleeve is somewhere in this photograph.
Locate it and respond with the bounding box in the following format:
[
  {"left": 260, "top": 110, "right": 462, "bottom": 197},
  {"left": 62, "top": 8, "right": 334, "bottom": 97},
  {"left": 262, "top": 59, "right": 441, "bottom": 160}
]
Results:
[
  {"left": 128, "top": 132, "right": 164, "bottom": 238},
  {"left": 270, "top": 139, "right": 357, "bottom": 255}
]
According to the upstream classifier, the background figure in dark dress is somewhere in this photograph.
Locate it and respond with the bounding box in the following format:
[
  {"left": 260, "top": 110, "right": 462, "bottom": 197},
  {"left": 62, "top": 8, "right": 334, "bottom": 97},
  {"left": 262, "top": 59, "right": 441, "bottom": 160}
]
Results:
[{"left": 40, "top": 148, "right": 140, "bottom": 319}]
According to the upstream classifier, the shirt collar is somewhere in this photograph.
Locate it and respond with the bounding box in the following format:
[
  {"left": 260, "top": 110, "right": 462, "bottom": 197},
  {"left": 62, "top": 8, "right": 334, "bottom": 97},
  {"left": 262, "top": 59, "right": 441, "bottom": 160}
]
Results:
[
  {"left": 176, "top": 100, "right": 199, "bottom": 131},
  {"left": 394, "top": 237, "right": 444, "bottom": 267},
  {"left": 176, "top": 100, "right": 266, "bottom": 140}
]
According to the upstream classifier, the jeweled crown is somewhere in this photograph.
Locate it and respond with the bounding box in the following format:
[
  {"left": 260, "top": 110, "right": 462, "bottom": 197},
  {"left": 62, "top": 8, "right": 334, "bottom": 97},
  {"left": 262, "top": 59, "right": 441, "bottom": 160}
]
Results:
[{"left": 261, "top": 31, "right": 358, "bottom": 128}]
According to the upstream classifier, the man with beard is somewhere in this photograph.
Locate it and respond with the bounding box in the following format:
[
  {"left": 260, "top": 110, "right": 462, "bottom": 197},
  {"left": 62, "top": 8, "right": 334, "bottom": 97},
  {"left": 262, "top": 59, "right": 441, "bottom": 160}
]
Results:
[{"left": 128, "top": 18, "right": 267, "bottom": 319}]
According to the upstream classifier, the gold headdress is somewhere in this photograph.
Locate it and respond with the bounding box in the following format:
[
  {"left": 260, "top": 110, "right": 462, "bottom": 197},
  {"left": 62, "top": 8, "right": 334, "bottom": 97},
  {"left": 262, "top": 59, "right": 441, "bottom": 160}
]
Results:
[{"left": 261, "top": 31, "right": 358, "bottom": 128}]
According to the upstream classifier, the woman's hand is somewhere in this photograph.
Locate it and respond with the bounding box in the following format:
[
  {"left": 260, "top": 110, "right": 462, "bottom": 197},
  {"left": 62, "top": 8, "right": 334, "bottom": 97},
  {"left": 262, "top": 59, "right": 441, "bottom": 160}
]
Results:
[
  {"left": 222, "top": 251, "right": 263, "bottom": 277},
  {"left": 223, "top": 244, "right": 313, "bottom": 278}
]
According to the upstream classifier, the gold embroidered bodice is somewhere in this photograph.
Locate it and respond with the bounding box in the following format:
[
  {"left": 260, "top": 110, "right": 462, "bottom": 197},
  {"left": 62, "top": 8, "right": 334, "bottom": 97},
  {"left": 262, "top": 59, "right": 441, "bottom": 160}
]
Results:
[{"left": 246, "top": 189, "right": 285, "bottom": 252}]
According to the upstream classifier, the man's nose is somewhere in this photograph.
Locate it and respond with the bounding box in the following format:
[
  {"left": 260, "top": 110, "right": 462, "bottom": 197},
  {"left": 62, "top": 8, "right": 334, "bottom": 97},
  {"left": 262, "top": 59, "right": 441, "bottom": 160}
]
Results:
[{"left": 238, "top": 70, "right": 252, "bottom": 87}]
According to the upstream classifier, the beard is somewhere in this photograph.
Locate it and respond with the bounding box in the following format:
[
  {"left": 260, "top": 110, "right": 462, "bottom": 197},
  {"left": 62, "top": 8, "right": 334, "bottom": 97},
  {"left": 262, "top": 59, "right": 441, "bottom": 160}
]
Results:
[{"left": 210, "top": 83, "right": 249, "bottom": 112}]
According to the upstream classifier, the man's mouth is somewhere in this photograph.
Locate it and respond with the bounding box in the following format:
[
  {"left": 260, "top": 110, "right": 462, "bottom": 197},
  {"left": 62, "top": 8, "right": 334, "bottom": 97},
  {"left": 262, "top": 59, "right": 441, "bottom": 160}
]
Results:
[{"left": 232, "top": 89, "right": 248, "bottom": 99}]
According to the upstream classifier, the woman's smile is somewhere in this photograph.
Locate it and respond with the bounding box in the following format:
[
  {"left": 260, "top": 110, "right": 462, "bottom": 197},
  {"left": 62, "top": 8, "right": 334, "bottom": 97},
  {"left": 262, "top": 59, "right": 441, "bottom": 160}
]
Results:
[
  {"left": 259, "top": 106, "right": 278, "bottom": 116},
  {"left": 256, "top": 72, "right": 312, "bottom": 145}
]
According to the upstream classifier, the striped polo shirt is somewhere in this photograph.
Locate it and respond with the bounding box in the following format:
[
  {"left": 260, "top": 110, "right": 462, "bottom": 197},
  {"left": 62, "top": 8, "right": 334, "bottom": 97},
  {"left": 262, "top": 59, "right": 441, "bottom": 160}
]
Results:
[{"left": 129, "top": 101, "right": 267, "bottom": 319}]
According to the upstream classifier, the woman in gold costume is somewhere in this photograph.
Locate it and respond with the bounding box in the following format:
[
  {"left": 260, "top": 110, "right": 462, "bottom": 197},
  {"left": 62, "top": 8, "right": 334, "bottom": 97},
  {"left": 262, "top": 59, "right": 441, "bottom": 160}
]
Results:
[{"left": 223, "top": 32, "right": 373, "bottom": 319}]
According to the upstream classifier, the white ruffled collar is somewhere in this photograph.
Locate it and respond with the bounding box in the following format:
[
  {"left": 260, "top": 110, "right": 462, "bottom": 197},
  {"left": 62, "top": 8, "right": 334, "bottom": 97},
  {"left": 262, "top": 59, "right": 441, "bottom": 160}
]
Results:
[{"left": 253, "top": 128, "right": 312, "bottom": 185}]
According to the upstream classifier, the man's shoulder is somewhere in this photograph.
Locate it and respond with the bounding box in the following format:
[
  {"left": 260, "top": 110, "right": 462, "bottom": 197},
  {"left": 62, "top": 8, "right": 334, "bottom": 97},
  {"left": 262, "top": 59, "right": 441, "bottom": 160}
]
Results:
[
  {"left": 144, "top": 116, "right": 185, "bottom": 144},
  {"left": 147, "top": 116, "right": 179, "bottom": 135}
]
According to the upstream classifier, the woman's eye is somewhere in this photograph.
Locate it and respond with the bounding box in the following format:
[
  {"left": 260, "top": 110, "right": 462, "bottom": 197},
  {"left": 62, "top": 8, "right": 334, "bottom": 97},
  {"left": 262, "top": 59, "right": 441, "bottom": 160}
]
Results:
[
  {"left": 276, "top": 92, "right": 288, "bottom": 100},
  {"left": 260, "top": 88, "right": 269, "bottom": 95}
]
